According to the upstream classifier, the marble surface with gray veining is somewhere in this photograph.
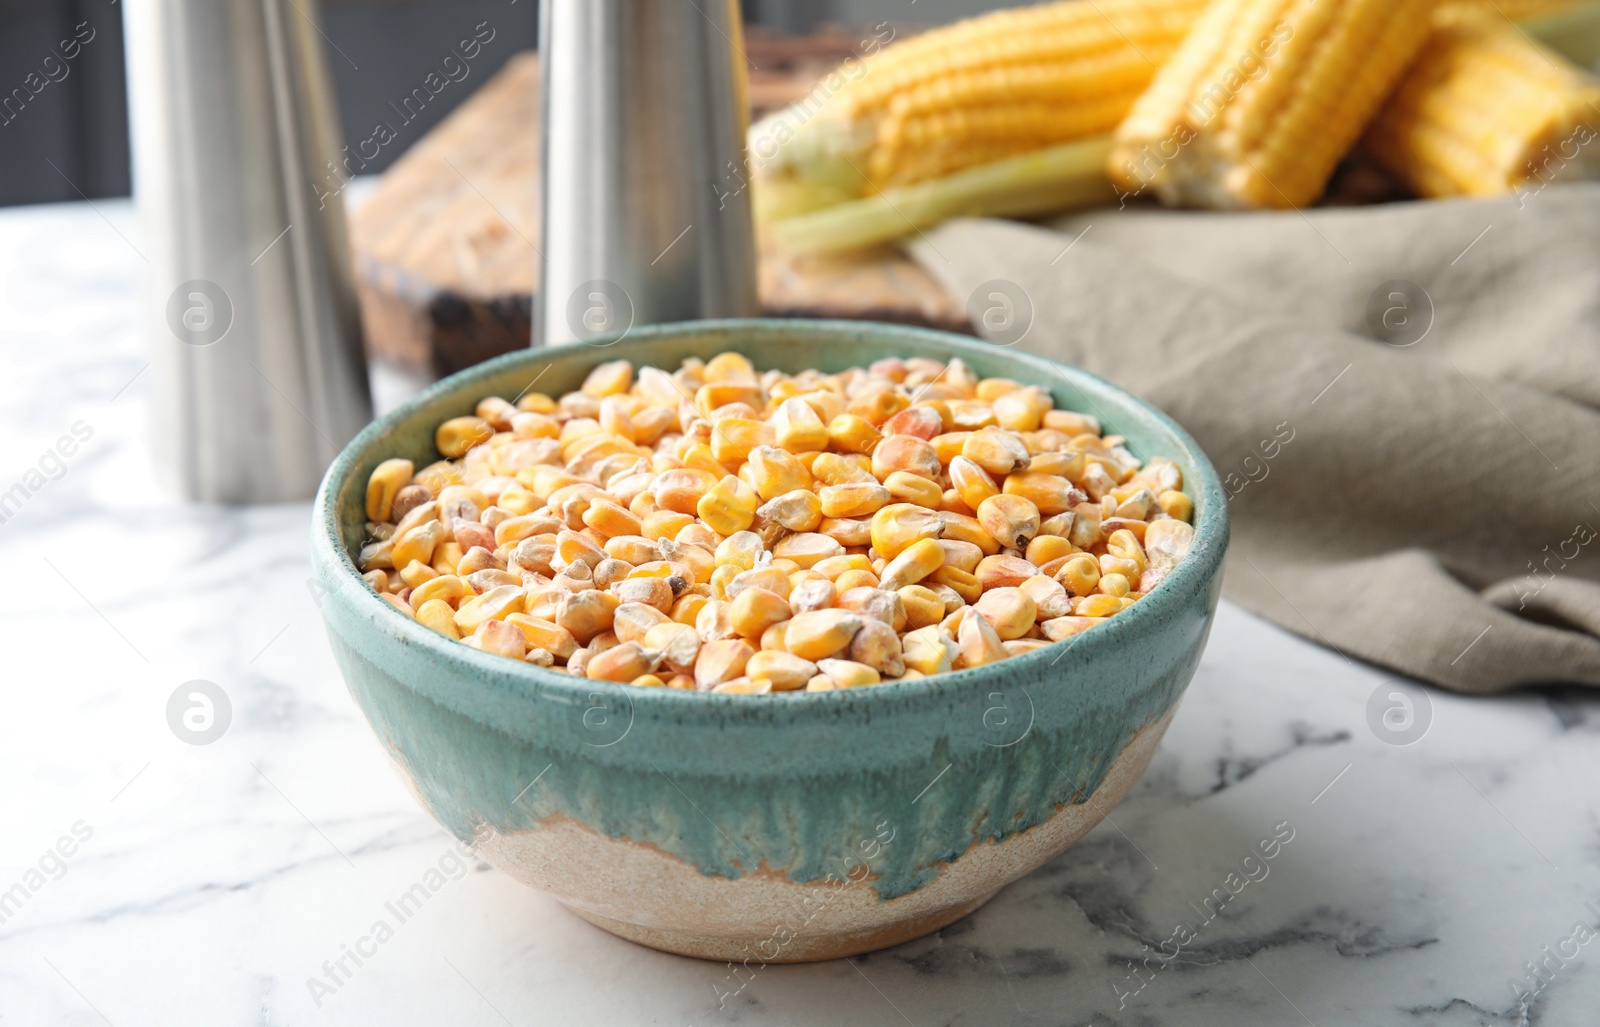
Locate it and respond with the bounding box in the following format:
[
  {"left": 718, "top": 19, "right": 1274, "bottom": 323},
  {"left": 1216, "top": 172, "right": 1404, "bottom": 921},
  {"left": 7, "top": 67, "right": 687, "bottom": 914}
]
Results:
[{"left": 2, "top": 197, "right": 1598, "bottom": 1027}]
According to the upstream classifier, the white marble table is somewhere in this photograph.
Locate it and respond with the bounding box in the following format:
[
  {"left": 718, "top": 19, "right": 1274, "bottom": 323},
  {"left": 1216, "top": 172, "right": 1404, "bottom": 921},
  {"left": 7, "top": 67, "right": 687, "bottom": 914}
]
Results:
[{"left": 3, "top": 197, "right": 1597, "bottom": 1027}]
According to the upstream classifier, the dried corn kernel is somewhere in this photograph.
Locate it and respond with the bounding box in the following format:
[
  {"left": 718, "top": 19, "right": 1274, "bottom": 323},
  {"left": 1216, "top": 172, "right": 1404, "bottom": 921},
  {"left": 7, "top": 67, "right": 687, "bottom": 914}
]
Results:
[{"left": 361, "top": 354, "right": 1195, "bottom": 689}]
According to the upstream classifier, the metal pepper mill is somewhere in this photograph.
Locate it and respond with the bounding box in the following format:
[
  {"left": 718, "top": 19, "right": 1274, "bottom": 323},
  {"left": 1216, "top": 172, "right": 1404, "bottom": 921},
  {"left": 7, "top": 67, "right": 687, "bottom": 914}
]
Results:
[
  {"left": 125, "top": 0, "right": 372, "bottom": 503},
  {"left": 538, "top": 0, "right": 760, "bottom": 347}
]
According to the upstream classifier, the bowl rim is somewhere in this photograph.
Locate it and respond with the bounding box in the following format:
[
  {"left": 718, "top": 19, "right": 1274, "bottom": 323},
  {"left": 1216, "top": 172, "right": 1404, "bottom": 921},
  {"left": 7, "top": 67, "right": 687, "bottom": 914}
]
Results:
[{"left": 312, "top": 317, "right": 1229, "bottom": 715}]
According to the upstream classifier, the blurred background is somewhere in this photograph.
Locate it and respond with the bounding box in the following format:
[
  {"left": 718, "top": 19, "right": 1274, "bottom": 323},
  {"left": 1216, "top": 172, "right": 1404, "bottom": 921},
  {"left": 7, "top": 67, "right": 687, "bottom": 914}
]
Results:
[{"left": 0, "top": 0, "right": 1001, "bottom": 209}]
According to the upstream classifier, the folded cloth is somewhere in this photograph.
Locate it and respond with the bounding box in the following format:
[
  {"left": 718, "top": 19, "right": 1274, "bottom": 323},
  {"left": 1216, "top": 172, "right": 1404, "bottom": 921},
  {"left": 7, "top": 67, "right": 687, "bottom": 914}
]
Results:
[{"left": 908, "top": 185, "right": 1600, "bottom": 692}]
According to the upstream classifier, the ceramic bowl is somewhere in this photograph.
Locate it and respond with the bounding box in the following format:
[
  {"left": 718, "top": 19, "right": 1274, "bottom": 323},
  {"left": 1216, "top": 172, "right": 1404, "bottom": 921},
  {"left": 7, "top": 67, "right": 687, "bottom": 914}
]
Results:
[{"left": 310, "top": 319, "right": 1227, "bottom": 963}]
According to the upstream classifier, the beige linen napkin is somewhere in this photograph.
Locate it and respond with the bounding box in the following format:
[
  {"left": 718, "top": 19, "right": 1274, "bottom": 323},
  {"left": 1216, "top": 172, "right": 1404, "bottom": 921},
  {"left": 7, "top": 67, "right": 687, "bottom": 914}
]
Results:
[{"left": 908, "top": 185, "right": 1600, "bottom": 692}]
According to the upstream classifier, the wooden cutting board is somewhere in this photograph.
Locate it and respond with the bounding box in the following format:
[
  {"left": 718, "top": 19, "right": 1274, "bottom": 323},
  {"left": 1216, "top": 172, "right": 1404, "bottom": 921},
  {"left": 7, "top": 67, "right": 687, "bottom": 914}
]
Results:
[{"left": 349, "top": 35, "right": 967, "bottom": 376}]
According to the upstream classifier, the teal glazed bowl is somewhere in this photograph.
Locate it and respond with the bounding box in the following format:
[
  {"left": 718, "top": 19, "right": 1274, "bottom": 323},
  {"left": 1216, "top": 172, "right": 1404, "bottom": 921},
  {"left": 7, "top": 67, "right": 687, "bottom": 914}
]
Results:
[{"left": 311, "top": 319, "right": 1228, "bottom": 962}]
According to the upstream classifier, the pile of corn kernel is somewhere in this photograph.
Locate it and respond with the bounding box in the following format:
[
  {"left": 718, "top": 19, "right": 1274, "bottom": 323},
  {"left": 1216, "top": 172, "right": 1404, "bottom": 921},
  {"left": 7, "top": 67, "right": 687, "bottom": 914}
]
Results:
[{"left": 358, "top": 353, "right": 1196, "bottom": 692}]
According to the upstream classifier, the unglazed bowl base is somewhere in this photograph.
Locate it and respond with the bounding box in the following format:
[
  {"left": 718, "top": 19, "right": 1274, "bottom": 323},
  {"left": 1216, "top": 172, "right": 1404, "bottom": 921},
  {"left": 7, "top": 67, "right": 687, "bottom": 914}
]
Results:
[
  {"left": 475, "top": 710, "right": 1174, "bottom": 963},
  {"left": 564, "top": 893, "right": 998, "bottom": 964}
]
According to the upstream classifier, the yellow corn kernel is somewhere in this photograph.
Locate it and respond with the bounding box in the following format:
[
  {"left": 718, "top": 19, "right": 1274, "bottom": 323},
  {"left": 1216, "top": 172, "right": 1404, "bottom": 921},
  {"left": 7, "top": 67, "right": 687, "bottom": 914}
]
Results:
[
  {"left": 816, "top": 658, "right": 880, "bottom": 688},
  {"left": 902, "top": 625, "right": 956, "bottom": 675},
  {"left": 1024, "top": 534, "right": 1076, "bottom": 568},
  {"left": 416, "top": 598, "right": 461, "bottom": 639},
  {"left": 929, "top": 565, "right": 982, "bottom": 604},
  {"left": 746, "top": 650, "right": 818, "bottom": 690},
  {"left": 819, "top": 482, "right": 892, "bottom": 518},
  {"left": 818, "top": 518, "right": 872, "bottom": 548},
  {"left": 831, "top": 569, "right": 877, "bottom": 593},
  {"left": 954, "top": 608, "right": 1008, "bottom": 669},
  {"left": 453, "top": 584, "right": 526, "bottom": 634},
  {"left": 789, "top": 577, "right": 839, "bottom": 614},
  {"left": 695, "top": 638, "right": 756, "bottom": 688},
  {"left": 977, "top": 494, "right": 1041, "bottom": 550},
  {"left": 878, "top": 538, "right": 946, "bottom": 591},
  {"left": 651, "top": 468, "right": 718, "bottom": 515},
  {"left": 558, "top": 590, "right": 619, "bottom": 644},
  {"left": 974, "top": 587, "right": 1038, "bottom": 641},
  {"left": 1003, "top": 472, "right": 1077, "bottom": 516},
  {"left": 948, "top": 456, "right": 999, "bottom": 512},
  {"left": 698, "top": 475, "right": 759, "bottom": 535},
  {"left": 642, "top": 510, "right": 695, "bottom": 541},
  {"left": 772, "top": 532, "right": 846, "bottom": 568},
  {"left": 898, "top": 585, "right": 946, "bottom": 629},
  {"left": 827, "top": 414, "right": 883, "bottom": 455},
  {"left": 511, "top": 411, "right": 560, "bottom": 441},
  {"left": 805, "top": 675, "right": 838, "bottom": 692},
  {"left": 930, "top": 431, "right": 974, "bottom": 464},
  {"left": 757, "top": 489, "right": 824, "bottom": 533},
  {"left": 582, "top": 497, "right": 643, "bottom": 538},
  {"left": 410, "top": 574, "right": 473, "bottom": 609},
  {"left": 366, "top": 458, "right": 414, "bottom": 522},
  {"left": 743, "top": 445, "right": 813, "bottom": 501},
  {"left": 580, "top": 359, "right": 633, "bottom": 397},
  {"left": 730, "top": 586, "right": 792, "bottom": 638},
  {"left": 814, "top": 554, "right": 873, "bottom": 580},
  {"left": 883, "top": 470, "right": 943, "bottom": 508},
  {"left": 962, "top": 429, "right": 1031, "bottom": 475},
  {"left": 1076, "top": 594, "right": 1124, "bottom": 618},
  {"left": 1097, "top": 572, "right": 1132, "bottom": 598},
  {"left": 870, "top": 503, "right": 944, "bottom": 560},
  {"left": 503, "top": 613, "right": 580, "bottom": 659},
  {"left": 1106, "top": 528, "right": 1149, "bottom": 573},
  {"left": 975, "top": 554, "right": 1038, "bottom": 590},
  {"left": 436, "top": 416, "right": 494, "bottom": 459},
  {"left": 992, "top": 388, "right": 1052, "bottom": 432},
  {"left": 871, "top": 435, "right": 942, "bottom": 481},
  {"left": 710, "top": 418, "right": 776, "bottom": 466},
  {"left": 783, "top": 609, "right": 865, "bottom": 661},
  {"left": 643, "top": 621, "right": 702, "bottom": 669},
  {"left": 975, "top": 378, "right": 1022, "bottom": 402},
  {"left": 811, "top": 452, "right": 878, "bottom": 486},
  {"left": 467, "top": 619, "right": 525, "bottom": 660},
  {"left": 681, "top": 442, "right": 733, "bottom": 479},
  {"left": 715, "top": 531, "right": 765, "bottom": 571},
  {"left": 938, "top": 512, "right": 1001, "bottom": 555},
  {"left": 516, "top": 392, "right": 558, "bottom": 414},
  {"left": 588, "top": 641, "right": 660, "bottom": 682},
  {"left": 773, "top": 396, "right": 830, "bottom": 453},
  {"left": 705, "top": 351, "right": 757, "bottom": 383},
  {"left": 399, "top": 559, "right": 438, "bottom": 589},
  {"left": 393, "top": 520, "right": 448, "bottom": 569},
  {"left": 1019, "top": 574, "right": 1074, "bottom": 620},
  {"left": 1158, "top": 489, "right": 1193, "bottom": 522},
  {"left": 412, "top": 460, "right": 463, "bottom": 496}
]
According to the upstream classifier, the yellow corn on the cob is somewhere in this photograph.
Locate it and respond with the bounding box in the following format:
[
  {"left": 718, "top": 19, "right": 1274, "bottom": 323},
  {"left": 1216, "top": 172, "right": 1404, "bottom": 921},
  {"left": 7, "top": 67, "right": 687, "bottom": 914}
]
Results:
[
  {"left": 1108, "top": 0, "right": 1441, "bottom": 209},
  {"left": 1365, "top": 8, "right": 1600, "bottom": 198},
  {"left": 751, "top": 0, "right": 1210, "bottom": 206}
]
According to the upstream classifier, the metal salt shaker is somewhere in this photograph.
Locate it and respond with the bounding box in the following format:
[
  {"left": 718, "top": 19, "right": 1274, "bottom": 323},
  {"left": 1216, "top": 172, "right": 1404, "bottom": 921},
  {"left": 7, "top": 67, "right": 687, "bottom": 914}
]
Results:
[
  {"left": 125, "top": 0, "right": 372, "bottom": 502},
  {"left": 538, "top": 0, "right": 760, "bottom": 347}
]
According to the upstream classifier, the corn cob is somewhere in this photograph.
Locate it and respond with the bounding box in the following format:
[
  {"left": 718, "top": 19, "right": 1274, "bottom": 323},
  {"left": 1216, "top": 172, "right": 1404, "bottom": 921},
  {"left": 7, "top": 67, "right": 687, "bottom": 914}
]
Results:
[
  {"left": 1366, "top": 8, "right": 1600, "bottom": 198},
  {"left": 750, "top": 0, "right": 1210, "bottom": 214},
  {"left": 1108, "top": 0, "right": 1441, "bottom": 209}
]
